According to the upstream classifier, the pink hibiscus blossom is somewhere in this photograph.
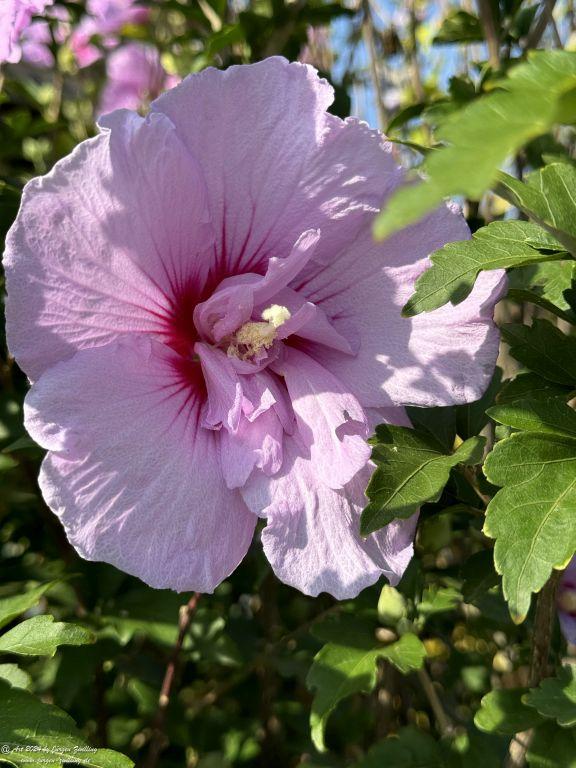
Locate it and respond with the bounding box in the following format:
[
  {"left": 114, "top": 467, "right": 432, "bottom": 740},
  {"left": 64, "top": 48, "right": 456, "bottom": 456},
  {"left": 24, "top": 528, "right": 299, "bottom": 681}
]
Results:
[
  {"left": 4, "top": 58, "right": 505, "bottom": 597},
  {"left": 70, "top": 0, "right": 150, "bottom": 68},
  {"left": 558, "top": 557, "right": 576, "bottom": 644},
  {"left": 0, "top": 0, "right": 53, "bottom": 64},
  {"left": 98, "top": 43, "right": 180, "bottom": 117}
]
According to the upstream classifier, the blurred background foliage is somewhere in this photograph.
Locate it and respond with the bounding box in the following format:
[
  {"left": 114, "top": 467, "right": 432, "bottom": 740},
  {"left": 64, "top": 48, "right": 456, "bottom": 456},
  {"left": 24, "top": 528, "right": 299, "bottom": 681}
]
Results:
[{"left": 2, "top": 1, "right": 576, "bottom": 767}]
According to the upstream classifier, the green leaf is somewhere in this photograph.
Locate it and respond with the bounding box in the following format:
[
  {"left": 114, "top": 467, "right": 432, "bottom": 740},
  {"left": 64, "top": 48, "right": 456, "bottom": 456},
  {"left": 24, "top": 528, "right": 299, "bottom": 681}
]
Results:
[
  {"left": 474, "top": 689, "right": 544, "bottom": 735},
  {"left": 0, "top": 615, "right": 95, "bottom": 657},
  {"left": 402, "top": 220, "right": 566, "bottom": 316},
  {"left": 380, "top": 633, "right": 427, "bottom": 675},
  {"left": 488, "top": 398, "right": 576, "bottom": 439},
  {"left": 306, "top": 617, "right": 425, "bottom": 751},
  {"left": 0, "top": 680, "right": 133, "bottom": 767},
  {"left": 307, "top": 624, "right": 380, "bottom": 752},
  {"left": 353, "top": 725, "right": 444, "bottom": 767},
  {"left": 495, "top": 164, "right": 576, "bottom": 254},
  {"left": 361, "top": 425, "right": 485, "bottom": 535},
  {"left": 501, "top": 320, "right": 576, "bottom": 385},
  {"left": 508, "top": 260, "right": 576, "bottom": 314},
  {"left": 507, "top": 288, "right": 576, "bottom": 324},
  {"left": 527, "top": 722, "right": 576, "bottom": 767},
  {"left": 417, "top": 585, "right": 462, "bottom": 617},
  {"left": 497, "top": 373, "right": 572, "bottom": 405},
  {"left": 484, "top": 432, "right": 576, "bottom": 621},
  {"left": 0, "top": 664, "right": 31, "bottom": 690},
  {"left": 433, "top": 10, "right": 484, "bottom": 45},
  {"left": 0, "top": 583, "right": 59, "bottom": 631},
  {"left": 375, "top": 51, "right": 576, "bottom": 240},
  {"left": 524, "top": 665, "right": 576, "bottom": 728}
]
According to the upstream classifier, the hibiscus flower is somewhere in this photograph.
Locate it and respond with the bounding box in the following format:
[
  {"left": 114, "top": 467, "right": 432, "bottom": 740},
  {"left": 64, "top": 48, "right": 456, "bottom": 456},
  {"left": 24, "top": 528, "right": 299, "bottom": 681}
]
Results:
[
  {"left": 4, "top": 58, "right": 504, "bottom": 597},
  {"left": 70, "top": 0, "right": 150, "bottom": 68},
  {"left": 98, "top": 43, "right": 180, "bottom": 117},
  {"left": 0, "top": 0, "right": 53, "bottom": 64}
]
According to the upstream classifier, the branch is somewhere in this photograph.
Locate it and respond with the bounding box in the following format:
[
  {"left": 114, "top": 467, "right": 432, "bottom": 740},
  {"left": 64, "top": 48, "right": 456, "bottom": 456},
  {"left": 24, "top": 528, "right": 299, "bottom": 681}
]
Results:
[
  {"left": 361, "top": 0, "right": 387, "bottom": 131},
  {"left": 476, "top": 0, "right": 500, "bottom": 70},
  {"left": 505, "top": 571, "right": 561, "bottom": 768},
  {"left": 417, "top": 666, "right": 454, "bottom": 737},
  {"left": 525, "top": 0, "right": 558, "bottom": 50},
  {"left": 143, "top": 592, "right": 201, "bottom": 768}
]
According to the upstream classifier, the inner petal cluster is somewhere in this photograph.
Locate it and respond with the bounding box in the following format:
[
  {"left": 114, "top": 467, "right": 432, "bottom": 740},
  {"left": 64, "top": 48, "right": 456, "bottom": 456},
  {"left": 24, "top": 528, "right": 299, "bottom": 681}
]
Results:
[{"left": 187, "top": 227, "right": 368, "bottom": 492}]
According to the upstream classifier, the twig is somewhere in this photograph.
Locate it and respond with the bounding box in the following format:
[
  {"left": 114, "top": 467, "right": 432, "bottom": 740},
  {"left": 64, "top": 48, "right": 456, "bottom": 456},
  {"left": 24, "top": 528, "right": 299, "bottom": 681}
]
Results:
[
  {"left": 142, "top": 593, "right": 201, "bottom": 768},
  {"left": 361, "top": 0, "right": 387, "bottom": 131},
  {"left": 476, "top": 0, "right": 500, "bottom": 69},
  {"left": 417, "top": 666, "right": 454, "bottom": 737},
  {"left": 525, "top": 0, "right": 558, "bottom": 50},
  {"left": 505, "top": 571, "right": 561, "bottom": 768}
]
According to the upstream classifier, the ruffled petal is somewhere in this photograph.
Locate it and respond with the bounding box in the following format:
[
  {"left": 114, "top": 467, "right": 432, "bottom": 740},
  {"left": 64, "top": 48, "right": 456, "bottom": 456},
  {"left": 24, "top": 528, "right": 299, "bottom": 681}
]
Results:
[
  {"left": 152, "top": 59, "right": 399, "bottom": 272},
  {"left": 5, "top": 109, "right": 213, "bottom": 380},
  {"left": 25, "top": 336, "right": 256, "bottom": 592},
  {"left": 241, "top": 427, "right": 416, "bottom": 599},
  {"left": 195, "top": 342, "right": 242, "bottom": 432},
  {"left": 273, "top": 348, "right": 370, "bottom": 489},
  {"left": 298, "top": 204, "right": 506, "bottom": 408}
]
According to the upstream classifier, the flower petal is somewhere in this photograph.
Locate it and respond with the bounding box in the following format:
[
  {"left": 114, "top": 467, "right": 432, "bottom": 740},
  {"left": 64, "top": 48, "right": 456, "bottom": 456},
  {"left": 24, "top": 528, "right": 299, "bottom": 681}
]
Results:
[
  {"left": 25, "top": 336, "right": 256, "bottom": 592},
  {"left": 4, "top": 109, "right": 213, "bottom": 380},
  {"left": 272, "top": 348, "right": 370, "bottom": 489},
  {"left": 152, "top": 60, "right": 398, "bottom": 273},
  {"left": 241, "top": 428, "right": 416, "bottom": 599},
  {"left": 299, "top": 204, "right": 506, "bottom": 407}
]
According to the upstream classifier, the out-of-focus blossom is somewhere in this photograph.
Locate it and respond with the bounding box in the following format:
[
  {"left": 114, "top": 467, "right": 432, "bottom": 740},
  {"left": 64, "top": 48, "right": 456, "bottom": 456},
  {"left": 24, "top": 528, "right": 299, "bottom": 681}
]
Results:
[
  {"left": 4, "top": 59, "right": 505, "bottom": 597},
  {"left": 558, "top": 557, "right": 576, "bottom": 644},
  {"left": 70, "top": 0, "right": 150, "bottom": 68},
  {"left": 21, "top": 19, "right": 53, "bottom": 66},
  {"left": 0, "top": 0, "right": 53, "bottom": 64},
  {"left": 98, "top": 43, "right": 180, "bottom": 116}
]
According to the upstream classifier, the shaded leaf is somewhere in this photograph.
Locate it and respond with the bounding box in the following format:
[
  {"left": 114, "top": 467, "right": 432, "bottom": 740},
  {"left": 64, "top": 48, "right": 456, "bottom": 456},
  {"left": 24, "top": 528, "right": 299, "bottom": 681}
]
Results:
[
  {"left": 524, "top": 665, "right": 576, "bottom": 728},
  {"left": 0, "top": 583, "right": 59, "bottom": 631},
  {"left": 474, "top": 689, "right": 543, "bottom": 734},
  {"left": 501, "top": 320, "right": 576, "bottom": 385},
  {"left": 0, "top": 680, "right": 133, "bottom": 767},
  {"left": 488, "top": 398, "right": 576, "bottom": 439},
  {"left": 306, "top": 616, "right": 425, "bottom": 752},
  {"left": 495, "top": 164, "right": 576, "bottom": 254}
]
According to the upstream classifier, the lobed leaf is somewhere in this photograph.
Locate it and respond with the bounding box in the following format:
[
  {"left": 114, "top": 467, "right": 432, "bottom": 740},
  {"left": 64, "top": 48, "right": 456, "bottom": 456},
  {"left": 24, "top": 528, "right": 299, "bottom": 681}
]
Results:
[
  {"left": 361, "top": 425, "right": 485, "bottom": 535},
  {"left": 524, "top": 665, "right": 576, "bottom": 728},
  {"left": 484, "top": 433, "right": 576, "bottom": 622},
  {"left": 307, "top": 616, "right": 425, "bottom": 751},
  {"left": 501, "top": 320, "right": 576, "bottom": 386},
  {"left": 402, "top": 220, "right": 566, "bottom": 317}
]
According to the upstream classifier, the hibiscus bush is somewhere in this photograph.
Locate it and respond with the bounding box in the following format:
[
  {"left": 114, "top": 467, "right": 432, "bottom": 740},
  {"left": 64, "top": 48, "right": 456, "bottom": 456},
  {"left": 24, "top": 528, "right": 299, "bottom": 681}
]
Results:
[{"left": 1, "top": 1, "right": 576, "bottom": 767}]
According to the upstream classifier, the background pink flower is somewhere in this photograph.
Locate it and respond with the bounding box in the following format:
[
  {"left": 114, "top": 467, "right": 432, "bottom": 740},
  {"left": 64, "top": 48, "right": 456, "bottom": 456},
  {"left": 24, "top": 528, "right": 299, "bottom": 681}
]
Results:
[
  {"left": 98, "top": 42, "right": 180, "bottom": 116},
  {"left": 70, "top": 0, "right": 150, "bottom": 67},
  {"left": 4, "top": 58, "right": 504, "bottom": 597},
  {"left": 0, "top": 0, "right": 53, "bottom": 64},
  {"left": 558, "top": 557, "right": 576, "bottom": 644}
]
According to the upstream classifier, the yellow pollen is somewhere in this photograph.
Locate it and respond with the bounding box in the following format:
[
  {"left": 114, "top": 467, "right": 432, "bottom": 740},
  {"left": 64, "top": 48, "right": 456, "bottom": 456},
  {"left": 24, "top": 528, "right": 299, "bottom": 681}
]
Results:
[
  {"left": 227, "top": 305, "right": 291, "bottom": 360},
  {"left": 261, "top": 304, "right": 292, "bottom": 328}
]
